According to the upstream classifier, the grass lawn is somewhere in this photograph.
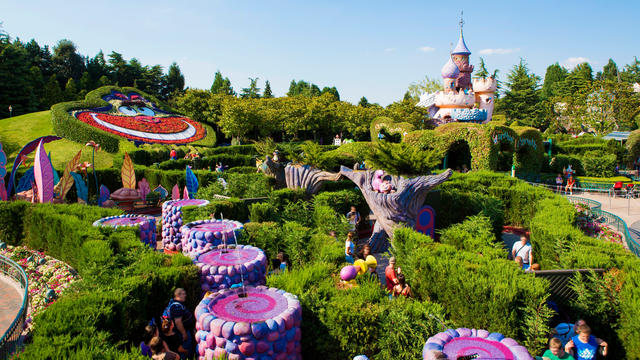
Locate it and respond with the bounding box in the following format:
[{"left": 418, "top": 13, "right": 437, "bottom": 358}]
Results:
[{"left": 0, "top": 111, "right": 136, "bottom": 170}]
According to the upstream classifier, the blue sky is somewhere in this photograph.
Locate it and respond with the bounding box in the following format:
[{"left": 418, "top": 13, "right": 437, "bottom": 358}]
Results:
[{"left": 2, "top": 0, "right": 639, "bottom": 105}]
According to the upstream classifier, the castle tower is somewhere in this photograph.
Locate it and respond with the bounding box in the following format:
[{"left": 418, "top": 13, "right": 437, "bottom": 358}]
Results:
[{"left": 452, "top": 16, "right": 473, "bottom": 91}]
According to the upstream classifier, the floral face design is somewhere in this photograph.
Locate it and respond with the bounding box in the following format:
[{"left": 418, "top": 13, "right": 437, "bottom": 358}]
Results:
[{"left": 73, "top": 91, "right": 205, "bottom": 144}]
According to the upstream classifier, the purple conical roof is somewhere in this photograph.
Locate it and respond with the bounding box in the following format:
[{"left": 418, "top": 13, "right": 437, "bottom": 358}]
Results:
[
  {"left": 441, "top": 57, "right": 460, "bottom": 79},
  {"left": 452, "top": 29, "right": 471, "bottom": 55}
]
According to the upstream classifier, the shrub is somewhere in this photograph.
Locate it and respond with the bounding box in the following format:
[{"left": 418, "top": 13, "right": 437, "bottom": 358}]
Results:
[
  {"left": 182, "top": 198, "right": 249, "bottom": 223},
  {"left": 243, "top": 222, "right": 284, "bottom": 262},
  {"left": 268, "top": 188, "right": 307, "bottom": 210},
  {"left": 439, "top": 215, "right": 505, "bottom": 259},
  {"left": 582, "top": 150, "right": 617, "bottom": 177},
  {"left": 0, "top": 201, "right": 31, "bottom": 245},
  {"left": 282, "top": 221, "right": 311, "bottom": 267},
  {"left": 248, "top": 202, "right": 278, "bottom": 223},
  {"left": 314, "top": 189, "right": 368, "bottom": 217}
]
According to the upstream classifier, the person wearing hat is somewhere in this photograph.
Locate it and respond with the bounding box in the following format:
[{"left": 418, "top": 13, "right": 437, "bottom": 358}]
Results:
[{"left": 385, "top": 257, "right": 400, "bottom": 292}]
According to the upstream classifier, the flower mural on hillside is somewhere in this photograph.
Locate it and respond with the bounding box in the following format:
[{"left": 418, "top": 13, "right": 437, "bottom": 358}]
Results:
[{"left": 72, "top": 91, "right": 205, "bottom": 144}]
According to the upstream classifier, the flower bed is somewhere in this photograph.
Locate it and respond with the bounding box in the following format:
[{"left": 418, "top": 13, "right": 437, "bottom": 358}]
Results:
[
  {"left": 575, "top": 204, "right": 623, "bottom": 245},
  {"left": 0, "top": 244, "right": 80, "bottom": 320}
]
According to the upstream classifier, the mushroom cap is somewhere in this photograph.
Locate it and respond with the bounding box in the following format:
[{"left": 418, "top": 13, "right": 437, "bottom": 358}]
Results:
[{"left": 110, "top": 187, "right": 140, "bottom": 200}]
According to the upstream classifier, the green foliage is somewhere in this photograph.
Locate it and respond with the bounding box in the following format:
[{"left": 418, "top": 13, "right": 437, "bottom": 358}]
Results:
[
  {"left": 0, "top": 201, "right": 31, "bottom": 245},
  {"left": 365, "top": 141, "right": 441, "bottom": 176},
  {"left": 282, "top": 221, "right": 311, "bottom": 267},
  {"left": 497, "top": 59, "right": 544, "bottom": 128},
  {"left": 314, "top": 189, "right": 368, "bottom": 217},
  {"left": 182, "top": 197, "right": 249, "bottom": 223},
  {"left": 370, "top": 116, "right": 416, "bottom": 142},
  {"left": 243, "top": 222, "right": 284, "bottom": 261},
  {"left": 581, "top": 150, "right": 617, "bottom": 177},
  {"left": 439, "top": 215, "right": 505, "bottom": 259}
]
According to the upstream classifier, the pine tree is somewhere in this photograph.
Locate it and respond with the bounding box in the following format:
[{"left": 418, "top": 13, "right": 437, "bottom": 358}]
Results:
[
  {"left": 542, "top": 63, "right": 568, "bottom": 99},
  {"left": 240, "top": 77, "right": 261, "bottom": 99},
  {"left": 598, "top": 59, "right": 619, "bottom": 82},
  {"left": 166, "top": 62, "right": 185, "bottom": 97},
  {"left": 620, "top": 57, "right": 640, "bottom": 83},
  {"left": 496, "top": 58, "right": 543, "bottom": 127},
  {"left": 358, "top": 96, "right": 370, "bottom": 107},
  {"left": 287, "top": 80, "right": 297, "bottom": 96},
  {"left": 64, "top": 78, "right": 77, "bottom": 100},
  {"left": 211, "top": 70, "right": 225, "bottom": 93},
  {"left": 263, "top": 80, "right": 273, "bottom": 98},
  {"left": 43, "top": 74, "right": 63, "bottom": 107},
  {"left": 475, "top": 57, "right": 490, "bottom": 78},
  {"left": 98, "top": 75, "right": 111, "bottom": 87}
]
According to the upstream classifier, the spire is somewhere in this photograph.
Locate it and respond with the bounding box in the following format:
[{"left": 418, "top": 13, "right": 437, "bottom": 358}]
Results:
[{"left": 452, "top": 11, "right": 471, "bottom": 55}]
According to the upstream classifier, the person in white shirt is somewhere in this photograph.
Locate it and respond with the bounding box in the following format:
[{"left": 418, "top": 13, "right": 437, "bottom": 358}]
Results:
[{"left": 512, "top": 235, "right": 532, "bottom": 270}]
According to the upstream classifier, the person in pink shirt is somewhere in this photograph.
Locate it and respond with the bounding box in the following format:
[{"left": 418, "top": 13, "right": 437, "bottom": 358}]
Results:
[{"left": 385, "top": 256, "right": 400, "bottom": 292}]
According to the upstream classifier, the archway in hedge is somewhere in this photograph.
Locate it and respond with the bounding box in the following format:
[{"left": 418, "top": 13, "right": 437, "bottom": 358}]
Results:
[{"left": 444, "top": 140, "right": 472, "bottom": 171}]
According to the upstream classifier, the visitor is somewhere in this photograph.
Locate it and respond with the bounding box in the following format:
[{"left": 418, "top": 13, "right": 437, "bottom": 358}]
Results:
[
  {"left": 385, "top": 257, "right": 399, "bottom": 292},
  {"left": 359, "top": 244, "right": 372, "bottom": 260},
  {"left": 345, "top": 232, "right": 355, "bottom": 264},
  {"left": 553, "top": 319, "right": 587, "bottom": 346},
  {"left": 169, "top": 149, "right": 177, "bottom": 161},
  {"left": 542, "top": 337, "right": 575, "bottom": 360},
  {"left": 273, "top": 150, "right": 281, "bottom": 162},
  {"left": 556, "top": 174, "right": 564, "bottom": 193},
  {"left": 514, "top": 256, "right": 524, "bottom": 270},
  {"left": 160, "top": 319, "right": 188, "bottom": 359},
  {"left": 615, "top": 164, "right": 620, "bottom": 176},
  {"left": 528, "top": 263, "right": 541, "bottom": 272},
  {"left": 334, "top": 134, "right": 341, "bottom": 146},
  {"left": 379, "top": 176, "right": 396, "bottom": 194},
  {"left": 149, "top": 336, "right": 180, "bottom": 360},
  {"left": 277, "top": 252, "right": 289, "bottom": 272},
  {"left": 183, "top": 153, "right": 191, "bottom": 160},
  {"left": 346, "top": 206, "right": 361, "bottom": 231},
  {"left": 564, "top": 324, "right": 608, "bottom": 360},
  {"left": 564, "top": 164, "right": 574, "bottom": 179},
  {"left": 141, "top": 323, "right": 164, "bottom": 358},
  {"left": 566, "top": 176, "right": 576, "bottom": 195},
  {"left": 162, "top": 288, "right": 195, "bottom": 357},
  {"left": 372, "top": 170, "right": 384, "bottom": 192},
  {"left": 511, "top": 236, "right": 532, "bottom": 270},
  {"left": 393, "top": 273, "right": 412, "bottom": 297},
  {"left": 462, "top": 164, "right": 469, "bottom": 173}
]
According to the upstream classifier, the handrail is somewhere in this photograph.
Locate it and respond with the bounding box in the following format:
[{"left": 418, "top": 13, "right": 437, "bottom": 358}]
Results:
[
  {"left": 566, "top": 196, "right": 640, "bottom": 258},
  {"left": 0, "top": 254, "right": 29, "bottom": 360}
]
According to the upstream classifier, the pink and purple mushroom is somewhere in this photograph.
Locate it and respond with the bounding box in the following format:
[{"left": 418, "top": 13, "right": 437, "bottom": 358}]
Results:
[
  {"left": 180, "top": 219, "right": 244, "bottom": 257},
  {"left": 423, "top": 328, "right": 533, "bottom": 360},
  {"left": 93, "top": 214, "right": 157, "bottom": 248},
  {"left": 340, "top": 265, "right": 358, "bottom": 281},
  {"left": 161, "top": 199, "right": 209, "bottom": 252},
  {"left": 195, "top": 286, "right": 302, "bottom": 360},
  {"left": 194, "top": 244, "right": 267, "bottom": 295}
]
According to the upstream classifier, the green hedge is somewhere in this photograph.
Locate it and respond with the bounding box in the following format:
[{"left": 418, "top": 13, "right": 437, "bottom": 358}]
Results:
[
  {"left": 313, "top": 189, "right": 368, "bottom": 218},
  {"left": 157, "top": 154, "right": 255, "bottom": 170}
]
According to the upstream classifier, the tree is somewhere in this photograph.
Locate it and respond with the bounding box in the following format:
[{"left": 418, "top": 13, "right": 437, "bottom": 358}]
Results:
[
  {"left": 407, "top": 75, "right": 442, "bottom": 101},
  {"left": 0, "top": 42, "right": 35, "bottom": 117},
  {"left": 166, "top": 62, "right": 185, "bottom": 97},
  {"left": 321, "top": 86, "right": 340, "bottom": 101},
  {"left": 541, "top": 63, "right": 568, "bottom": 99},
  {"left": 87, "top": 50, "right": 108, "bottom": 87},
  {"left": 365, "top": 142, "right": 442, "bottom": 177},
  {"left": 64, "top": 78, "right": 78, "bottom": 100},
  {"left": 561, "top": 62, "right": 593, "bottom": 96},
  {"left": 475, "top": 57, "right": 490, "bottom": 78},
  {"left": 211, "top": 70, "right": 235, "bottom": 96},
  {"left": 52, "top": 39, "right": 85, "bottom": 82},
  {"left": 263, "top": 80, "right": 273, "bottom": 98},
  {"left": 621, "top": 57, "right": 640, "bottom": 84},
  {"left": 43, "top": 74, "right": 63, "bottom": 107},
  {"left": 496, "top": 58, "right": 544, "bottom": 128},
  {"left": 358, "top": 96, "right": 370, "bottom": 107},
  {"left": 240, "top": 77, "right": 261, "bottom": 99},
  {"left": 597, "top": 59, "right": 619, "bottom": 82}
]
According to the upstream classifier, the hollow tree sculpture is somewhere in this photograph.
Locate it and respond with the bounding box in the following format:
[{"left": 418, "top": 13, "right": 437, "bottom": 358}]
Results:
[
  {"left": 339, "top": 166, "right": 453, "bottom": 252},
  {"left": 259, "top": 156, "right": 341, "bottom": 195}
]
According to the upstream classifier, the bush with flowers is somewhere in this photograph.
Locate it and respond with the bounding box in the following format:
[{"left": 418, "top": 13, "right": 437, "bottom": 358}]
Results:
[
  {"left": 0, "top": 244, "right": 80, "bottom": 320},
  {"left": 574, "top": 203, "right": 623, "bottom": 245}
]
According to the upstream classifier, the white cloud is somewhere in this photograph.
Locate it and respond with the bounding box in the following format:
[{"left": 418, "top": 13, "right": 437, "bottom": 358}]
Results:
[
  {"left": 417, "top": 46, "right": 435, "bottom": 53},
  {"left": 478, "top": 48, "right": 520, "bottom": 55},
  {"left": 562, "top": 57, "right": 591, "bottom": 69},
  {"left": 384, "top": 47, "right": 396, "bottom": 52}
]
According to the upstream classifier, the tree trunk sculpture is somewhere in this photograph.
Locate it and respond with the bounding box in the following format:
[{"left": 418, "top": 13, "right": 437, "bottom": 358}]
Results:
[
  {"left": 259, "top": 156, "right": 341, "bottom": 195},
  {"left": 339, "top": 166, "right": 453, "bottom": 252}
]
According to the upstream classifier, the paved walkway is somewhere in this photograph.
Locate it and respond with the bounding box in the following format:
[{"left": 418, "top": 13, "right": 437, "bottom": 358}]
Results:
[
  {"left": 0, "top": 274, "right": 24, "bottom": 336},
  {"left": 572, "top": 192, "right": 640, "bottom": 247}
]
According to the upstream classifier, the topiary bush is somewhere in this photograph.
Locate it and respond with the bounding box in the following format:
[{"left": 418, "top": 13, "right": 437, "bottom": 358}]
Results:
[{"left": 582, "top": 150, "right": 617, "bottom": 177}]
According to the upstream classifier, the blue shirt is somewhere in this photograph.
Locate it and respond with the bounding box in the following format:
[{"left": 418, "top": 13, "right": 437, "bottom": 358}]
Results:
[{"left": 571, "top": 335, "right": 598, "bottom": 360}]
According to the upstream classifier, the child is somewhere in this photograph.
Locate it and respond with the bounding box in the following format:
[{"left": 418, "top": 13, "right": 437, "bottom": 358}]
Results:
[
  {"left": 149, "top": 336, "right": 180, "bottom": 360},
  {"left": 565, "top": 324, "right": 607, "bottom": 360},
  {"left": 542, "top": 337, "right": 574, "bottom": 360},
  {"left": 393, "top": 273, "right": 412, "bottom": 297},
  {"left": 379, "top": 177, "right": 396, "bottom": 194},
  {"left": 160, "top": 319, "right": 188, "bottom": 359},
  {"left": 565, "top": 176, "right": 575, "bottom": 195},
  {"left": 345, "top": 232, "right": 355, "bottom": 264},
  {"left": 556, "top": 174, "right": 564, "bottom": 193}
]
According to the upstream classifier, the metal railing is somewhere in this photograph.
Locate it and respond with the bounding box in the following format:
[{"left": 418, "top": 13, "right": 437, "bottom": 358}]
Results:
[
  {"left": 566, "top": 196, "right": 640, "bottom": 257},
  {"left": 0, "top": 254, "right": 28, "bottom": 360}
]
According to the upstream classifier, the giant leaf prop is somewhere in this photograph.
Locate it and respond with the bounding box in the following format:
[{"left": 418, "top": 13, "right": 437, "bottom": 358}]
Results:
[
  {"left": 185, "top": 166, "right": 199, "bottom": 198},
  {"left": 34, "top": 140, "right": 54, "bottom": 203},
  {"left": 7, "top": 135, "right": 61, "bottom": 197},
  {"left": 48, "top": 152, "right": 60, "bottom": 186},
  {"left": 172, "top": 184, "right": 180, "bottom": 200},
  {"left": 183, "top": 186, "right": 189, "bottom": 200},
  {"left": 16, "top": 167, "right": 34, "bottom": 193},
  {"left": 99, "top": 185, "right": 110, "bottom": 206},
  {"left": 153, "top": 185, "right": 168, "bottom": 199},
  {"left": 55, "top": 149, "right": 82, "bottom": 200},
  {"left": 71, "top": 172, "right": 88, "bottom": 203},
  {"left": 138, "top": 178, "right": 150, "bottom": 201},
  {"left": 121, "top": 152, "right": 136, "bottom": 189}
]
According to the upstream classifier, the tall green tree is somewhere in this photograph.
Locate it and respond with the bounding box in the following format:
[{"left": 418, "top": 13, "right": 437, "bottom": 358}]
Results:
[
  {"left": 321, "top": 86, "right": 340, "bottom": 101},
  {"left": 358, "top": 96, "right": 370, "bottom": 107},
  {"left": 496, "top": 58, "right": 544, "bottom": 128},
  {"left": 210, "top": 70, "right": 235, "bottom": 96},
  {"left": 407, "top": 75, "right": 442, "bottom": 101},
  {"left": 240, "top": 77, "right": 261, "bottom": 99},
  {"left": 542, "top": 63, "right": 568, "bottom": 99},
  {"left": 43, "top": 74, "right": 64, "bottom": 107},
  {"left": 165, "top": 62, "right": 185, "bottom": 97},
  {"left": 52, "top": 39, "right": 85, "bottom": 83},
  {"left": 597, "top": 59, "right": 619, "bottom": 82},
  {"left": 621, "top": 57, "right": 640, "bottom": 84},
  {"left": 64, "top": 78, "right": 78, "bottom": 100},
  {"left": 561, "top": 62, "right": 593, "bottom": 96},
  {"left": 263, "top": 80, "right": 273, "bottom": 98},
  {"left": 0, "top": 41, "right": 35, "bottom": 117}
]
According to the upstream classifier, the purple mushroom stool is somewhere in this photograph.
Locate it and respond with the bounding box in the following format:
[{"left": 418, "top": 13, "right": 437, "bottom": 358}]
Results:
[
  {"left": 180, "top": 219, "right": 244, "bottom": 257},
  {"left": 93, "top": 214, "right": 157, "bottom": 248},
  {"left": 194, "top": 244, "right": 267, "bottom": 295},
  {"left": 423, "top": 328, "right": 533, "bottom": 360},
  {"left": 161, "top": 199, "right": 209, "bottom": 252}
]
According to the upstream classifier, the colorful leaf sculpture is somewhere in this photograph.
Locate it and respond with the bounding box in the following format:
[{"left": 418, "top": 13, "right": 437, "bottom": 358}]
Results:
[
  {"left": 172, "top": 184, "right": 180, "bottom": 200},
  {"left": 55, "top": 149, "right": 82, "bottom": 200},
  {"left": 183, "top": 186, "right": 189, "bottom": 200},
  {"left": 98, "top": 185, "right": 110, "bottom": 206},
  {"left": 153, "top": 185, "right": 168, "bottom": 199},
  {"left": 34, "top": 140, "right": 54, "bottom": 203},
  {"left": 71, "top": 172, "right": 88, "bottom": 203},
  {"left": 0, "top": 142, "right": 7, "bottom": 201},
  {"left": 185, "top": 166, "right": 199, "bottom": 198},
  {"left": 48, "top": 152, "right": 60, "bottom": 186},
  {"left": 7, "top": 135, "right": 62, "bottom": 197},
  {"left": 16, "top": 167, "right": 34, "bottom": 193},
  {"left": 121, "top": 152, "right": 136, "bottom": 189},
  {"left": 138, "top": 178, "right": 150, "bottom": 201}
]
